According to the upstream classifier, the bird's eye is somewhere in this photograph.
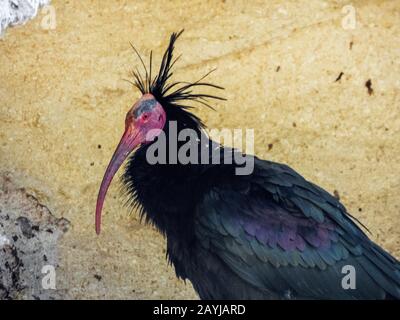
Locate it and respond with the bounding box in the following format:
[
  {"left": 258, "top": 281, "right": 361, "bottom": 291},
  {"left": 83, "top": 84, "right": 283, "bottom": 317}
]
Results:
[{"left": 142, "top": 113, "right": 149, "bottom": 121}]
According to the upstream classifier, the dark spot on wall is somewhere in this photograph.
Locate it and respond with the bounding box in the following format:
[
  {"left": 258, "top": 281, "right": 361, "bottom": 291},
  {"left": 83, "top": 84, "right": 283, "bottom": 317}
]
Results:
[
  {"left": 365, "top": 79, "right": 373, "bottom": 95},
  {"left": 90, "top": 162, "right": 94, "bottom": 166},
  {"left": 276, "top": 66, "right": 280, "bottom": 72},
  {"left": 335, "top": 72, "right": 344, "bottom": 82},
  {"left": 333, "top": 190, "right": 340, "bottom": 200},
  {"left": 292, "top": 122, "right": 297, "bottom": 128},
  {"left": 358, "top": 208, "right": 362, "bottom": 212},
  {"left": 98, "top": 144, "right": 102, "bottom": 149},
  {"left": 94, "top": 274, "right": 102, "bottom": 281},
  {"left": 16, "top": 217, "right": 34, "bottom": 239},
  {"left": 268, "top": 143, "right": 273, "bottom": 151},
  {"left": 349, "top": 41, "right": 353, "bottom": 50}
]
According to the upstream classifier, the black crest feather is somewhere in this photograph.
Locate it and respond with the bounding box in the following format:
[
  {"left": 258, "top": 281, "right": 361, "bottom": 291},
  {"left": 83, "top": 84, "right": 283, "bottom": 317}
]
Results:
[{"left": 130, "top": 30, "right": 225, "bottom": 114}]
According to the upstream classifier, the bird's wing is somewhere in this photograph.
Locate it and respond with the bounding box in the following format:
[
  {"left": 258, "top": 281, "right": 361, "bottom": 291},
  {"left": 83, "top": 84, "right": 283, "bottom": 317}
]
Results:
[{"left": 194, "top": 158, "right": 400, "bottom": 299}]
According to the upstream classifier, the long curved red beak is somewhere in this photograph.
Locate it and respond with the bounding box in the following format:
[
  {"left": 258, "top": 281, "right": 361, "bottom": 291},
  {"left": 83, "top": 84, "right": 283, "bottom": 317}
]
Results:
[{"left": 95, "top": 124, "right": 141, "bottom": 235}]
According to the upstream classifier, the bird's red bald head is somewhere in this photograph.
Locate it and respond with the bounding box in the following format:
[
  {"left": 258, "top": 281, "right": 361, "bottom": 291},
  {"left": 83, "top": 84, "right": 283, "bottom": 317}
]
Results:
[{"left": 95, "top": 94, "right": 166, "bottom": 234}]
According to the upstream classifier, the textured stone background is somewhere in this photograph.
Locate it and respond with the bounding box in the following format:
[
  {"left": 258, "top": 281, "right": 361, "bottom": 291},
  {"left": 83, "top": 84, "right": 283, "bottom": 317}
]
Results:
[
  {"left": 0, "top": 174, "right": 69, "bottom": 300},
  {"left": 0, "top": 0, "right": 399, "bottom": 299}
]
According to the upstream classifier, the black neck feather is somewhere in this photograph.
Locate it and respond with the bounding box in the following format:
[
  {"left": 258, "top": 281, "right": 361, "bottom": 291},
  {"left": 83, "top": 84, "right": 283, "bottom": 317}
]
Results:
[{"left": 121, "top": 30, "right": 225, "bottom": 237}]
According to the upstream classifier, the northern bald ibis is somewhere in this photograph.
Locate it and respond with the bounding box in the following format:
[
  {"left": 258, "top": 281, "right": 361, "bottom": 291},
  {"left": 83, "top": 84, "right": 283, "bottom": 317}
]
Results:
[{"left": 95, "top": 31, "right": 400, "bottom": 299}]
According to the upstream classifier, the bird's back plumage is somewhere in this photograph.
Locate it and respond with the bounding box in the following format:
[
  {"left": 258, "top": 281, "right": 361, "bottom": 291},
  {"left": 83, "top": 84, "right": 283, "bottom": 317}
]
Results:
[{"left": 191, "top": 157, "right": 400, "bottom": 299}]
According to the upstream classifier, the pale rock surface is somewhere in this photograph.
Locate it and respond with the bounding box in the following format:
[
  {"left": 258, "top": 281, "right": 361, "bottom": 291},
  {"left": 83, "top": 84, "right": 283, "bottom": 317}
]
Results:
[
  {"left": 0, "top": 174, "right": 69, "bottom": 299},
  {"left": 0, "top": 0, "right": 50, "bottom": 35}
]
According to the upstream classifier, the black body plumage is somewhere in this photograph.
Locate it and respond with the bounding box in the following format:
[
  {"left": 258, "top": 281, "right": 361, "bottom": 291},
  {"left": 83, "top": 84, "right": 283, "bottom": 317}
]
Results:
[{"left": 121, "top": 31, "right": 400, "bottom": 299}]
